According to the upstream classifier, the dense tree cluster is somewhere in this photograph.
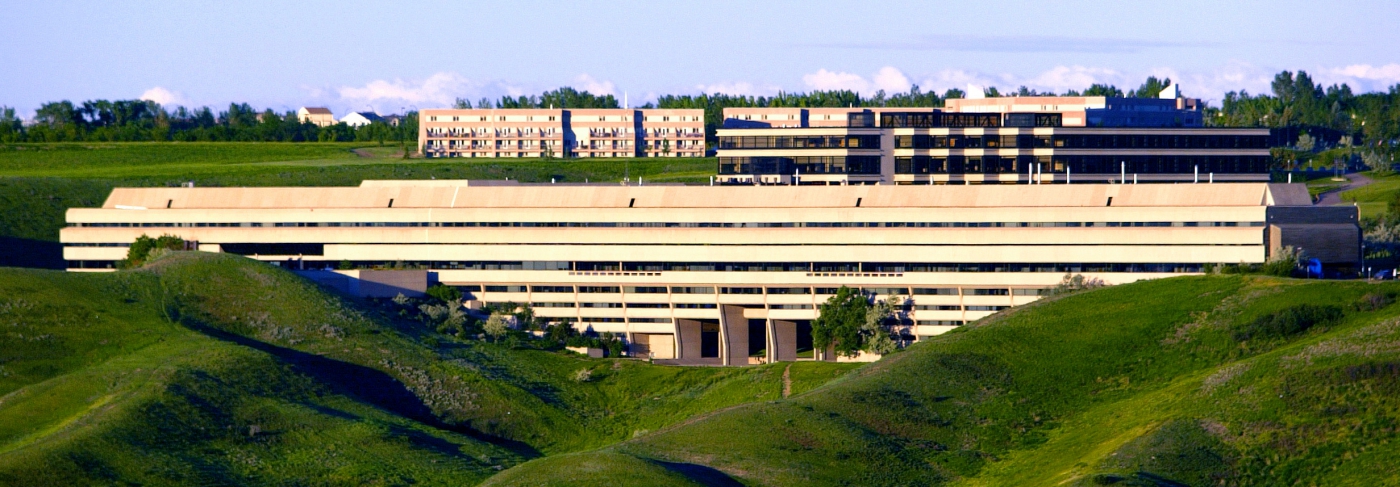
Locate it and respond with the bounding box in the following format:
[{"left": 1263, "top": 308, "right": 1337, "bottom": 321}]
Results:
[
  {"left": 1213, "top": 71, "right": 1400, "bottom": 152},
  {"left": 454, "top": 86, "right": 621, "bottom": 110},
  {"left": 0, "top": 100, "right": 416, "bottom": 144}
]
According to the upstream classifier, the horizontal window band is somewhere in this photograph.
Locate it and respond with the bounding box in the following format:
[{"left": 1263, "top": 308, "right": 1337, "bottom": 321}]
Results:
[
  {"left": 72, "top": 221, "right": 1266, "bottom": 229},
  {"left": 113, "top": 258, "right": 1216, "bottom": 274}
]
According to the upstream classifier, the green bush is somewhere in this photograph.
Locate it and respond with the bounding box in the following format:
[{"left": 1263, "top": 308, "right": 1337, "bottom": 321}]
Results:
[
  {"left": 425, "top": 284, "right": 462, "bottom": 303},
  {"left": 119, "top": 234, "right": 185, "bottom": 268},
  {"left": 1233, "top": 304, "right": 1344, "bottom": 341}
]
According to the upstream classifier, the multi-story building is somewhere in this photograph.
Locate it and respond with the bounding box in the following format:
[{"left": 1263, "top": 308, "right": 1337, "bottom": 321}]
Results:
[
  {"left": 419, "top": 108, "right": 704, "bottom": 159},
  {"left": 715, "top": 91, "right": 1267, "bottom": 185},
  {"left": 61, "top": 181, "right": 1357, "bottom": 365}
]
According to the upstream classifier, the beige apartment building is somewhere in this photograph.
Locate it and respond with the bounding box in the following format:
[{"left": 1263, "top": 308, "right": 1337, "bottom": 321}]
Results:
[
  {"left": 419, "top": 108, "right": 704, "bottom": 159},
  {"left": 716, "top": 92, "right": 1262, "bottom": 185},
  {"left": 62, "top": 181, "right": 1357, "bottom": 365}
]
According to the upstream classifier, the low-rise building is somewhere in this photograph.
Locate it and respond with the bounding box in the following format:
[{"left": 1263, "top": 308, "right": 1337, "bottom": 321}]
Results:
[
  {"left": 340, "top": 112, "right": 385, "bottom": 127},
  {"left": 61, "top": 181, "right": 1357, "bottom": 365},
  {"left": 297, "top": 107, "right": 336, "bottom": 127}
]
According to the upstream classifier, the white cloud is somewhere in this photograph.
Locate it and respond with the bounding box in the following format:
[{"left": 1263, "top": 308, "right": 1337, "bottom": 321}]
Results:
[
  {"left": 871, "top": 66, "right": 912, "bottom": 93},
  {"left": 1023, "top": 66, "right": 1120, "bottom": 94},
  {"left": 337, "top": 72, "right": 475, "bottom": 106},
  {"left": 139, "top": 87, "right": 185, "bottom": 106},
  {"left": 801, "top": 66, "right": 913, "bottom": 94},
  {"left": 1317, "top": 63, "right": 1400, "bottom": 93},
  {"left": 1329, "top": 63, "right": 1400, "bottom": 82},
  {"left": 917, "top": 69, "right": 997, "bottom": 94},
  {"left": 574, "top": 74, "right": 616, "bottom": 96},
  {"left": 333, "top": 72, "right": 533, "bottom": 113},
  {"left": 802, "top": 68, "right": 871, "bottom": 92},
  {"left": 694, "top": 81, "right": 782, "bottom": 96}
]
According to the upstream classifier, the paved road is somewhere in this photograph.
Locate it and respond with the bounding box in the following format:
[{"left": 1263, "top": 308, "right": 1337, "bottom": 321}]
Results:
[{"left": 1316, "top": 173, "right": 1374, "bottom": 206}]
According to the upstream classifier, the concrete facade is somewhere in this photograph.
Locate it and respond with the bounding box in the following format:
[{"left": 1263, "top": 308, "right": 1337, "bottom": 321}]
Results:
[{"left": 62, "top": 181, "right": 1357, "bottom": 365}]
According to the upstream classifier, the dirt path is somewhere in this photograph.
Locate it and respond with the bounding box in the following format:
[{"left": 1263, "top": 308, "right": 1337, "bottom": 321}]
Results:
[
  {"left": 781, "top": 364, "right": 792, "bottom": 398},
  {"left": 1316, "top": 172, "right": 1374, "bottom": 205}
]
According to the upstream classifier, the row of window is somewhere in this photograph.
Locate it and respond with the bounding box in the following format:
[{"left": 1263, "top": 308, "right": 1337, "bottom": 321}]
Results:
[
  {"left": 467, "top": 285, "right": 1042, "bottom": 296},
  {"left": 890, "top": 134, "right": 1266, "bottom": 150},
  {"left": 878, "top": 112, "right": 1002, "bottom": 128},
  {"left": 71, "top": 219, "right": 1264, "bottom": 229},
  {"left": 717, "top": 156, "right": 882, "bottom": 175},
  {"left": 913, "top": 305, "right": 1011, "bottom": 311},
  {"left": 526, "top": 302, "right": 817, "bottom": 310},
  {"left": 717, "top": 135, "right": 882, "bottom": 150},
  {"left": 67, "top": 259, "right": 1215, "bottom": 274},
  {"left": 335, "top": 261, "right": 1214, "bottom": 273},
  {"left": 893, "top": 155, "right": 1271, "bottom": 175}
]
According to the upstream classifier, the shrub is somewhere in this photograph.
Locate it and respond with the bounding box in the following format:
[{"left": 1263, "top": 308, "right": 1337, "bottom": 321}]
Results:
[
  {"left": 1353, "top": 292, "right": 1395, "bottom": 312},
  {"left": 573, "top": 368, "right": 593, "bottom": 382},
  {"left": 1262, "top": 246, "right": 1303, "bottom": 277},
  {"left": 425, "top": 284, "right": 462, "bottom": 304},
  {"left": 1233, "top": 304, "right": 1343, "bottom": 341},
  {"left": 483, "top": 312, "right": 510, "bottom": 340},
  {"left": 1048, "top": 273, "right": 1106, "bottom": 295},
  {"left": 120, "top": 234, "right": 186, "bottom": 268}
]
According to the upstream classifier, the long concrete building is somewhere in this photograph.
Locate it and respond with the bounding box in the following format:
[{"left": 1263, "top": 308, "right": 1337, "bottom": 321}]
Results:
[
  {"left": 716, "top": 92, "right": 1268, "bottom": 185},
  {"left": 62, "top": 181, "right": 1357, "bottom": 365},
  {"left": 419, "top": 108, "right": 705, "bottom": 159}
]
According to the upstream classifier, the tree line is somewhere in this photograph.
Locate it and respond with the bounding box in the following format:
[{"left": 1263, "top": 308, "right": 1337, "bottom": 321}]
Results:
[
  {"left": 3, "top": 71, "right": 1397, "bottom": 155},
  {"left": 0, "top": 100, "right": 417, "bottom": 144}
]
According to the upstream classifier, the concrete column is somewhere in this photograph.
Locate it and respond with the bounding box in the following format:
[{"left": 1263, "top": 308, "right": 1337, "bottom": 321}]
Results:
[
  {"left": 721, "top": 305, "right": 748, "bottom": 366},
  {"left": 771, "top": 320, "right": 797, "bottom": 362}
]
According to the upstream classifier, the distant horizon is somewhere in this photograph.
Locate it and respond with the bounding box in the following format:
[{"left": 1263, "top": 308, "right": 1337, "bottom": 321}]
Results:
[{"left": 3, "top": 1, "right": 1397, "bottom": 119}]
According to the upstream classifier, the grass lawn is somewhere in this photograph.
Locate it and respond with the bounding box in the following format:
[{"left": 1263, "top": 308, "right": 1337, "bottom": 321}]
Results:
[
  {"left": 492, "top": 276, "right": 1400, "bottom": 486},
  {"left": 1341, "top": 170, "right": 1400, "bottom": 220},
  {"left": 0, "top": 142, "right": 717, "bottom": 268},
  {"left": 0, "top": 253, "right": 858, "bottom": 485},
  {"left": 1304, "top": 176, "right": 1348, "bottom": 198}
]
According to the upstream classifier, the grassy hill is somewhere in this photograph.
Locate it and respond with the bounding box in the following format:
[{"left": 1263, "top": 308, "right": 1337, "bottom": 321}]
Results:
[
  {"left": 0, "top": 252, "right": 851, "bottom": 485},
  {"left": 0, "top": 142, "right": 715, "bottom": 268},
  {"left": 486, "top": 275, "right": 1400, "bottom": 486},
  {"left": 5, "top": 208, "right": 1400, "bottom": 485}
]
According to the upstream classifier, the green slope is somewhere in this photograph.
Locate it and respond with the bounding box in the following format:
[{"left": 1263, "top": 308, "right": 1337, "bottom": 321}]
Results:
[
  {"left": 486, "top": 276, "right": 1400, "bottom": 486},
  {"left": 0, "top": 268, "right": 514, "bottom": 485},
  {"left": 0, "top": 252, "right": 854, "bottom": 484}
]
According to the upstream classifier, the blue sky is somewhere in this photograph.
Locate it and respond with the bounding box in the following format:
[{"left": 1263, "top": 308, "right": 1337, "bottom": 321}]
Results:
[{"left": 2, "top": 0, "right": 1398, "bottom": 118}]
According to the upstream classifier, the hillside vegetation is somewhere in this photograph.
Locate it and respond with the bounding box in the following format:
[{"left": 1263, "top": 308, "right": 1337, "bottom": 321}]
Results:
[
  {"left": 4, "top": 246, "right": 1400, "bottom": 485},
  {"left": 0, "top": 253, "right": 851, "bottom": 485},
  {"left": 488, "top": 276, "right": 1400, "bottom": 486}
]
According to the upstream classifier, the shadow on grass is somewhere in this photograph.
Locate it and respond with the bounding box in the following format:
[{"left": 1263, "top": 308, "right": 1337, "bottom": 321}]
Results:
[
  {"left": 0, "top": 237, "right": 63, "bottom": 269},
  {"left": 182, "top": 321, "right": 542, "bottom": 459},
  {"left": 650, "top": 459, "right": 745, "bottom": 487}
]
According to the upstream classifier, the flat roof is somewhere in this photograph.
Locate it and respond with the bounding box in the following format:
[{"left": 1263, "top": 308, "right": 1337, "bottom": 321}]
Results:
[{"left": 96, "top": 182, "right": 1312, "bottom": 210}]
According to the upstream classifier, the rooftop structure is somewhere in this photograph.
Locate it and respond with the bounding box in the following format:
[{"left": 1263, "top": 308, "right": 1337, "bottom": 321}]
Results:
[
  {"left": 62, "top": 181, "right": 1357, "bottom": 365},
  {"left": 418, "top": 108, "right": 704, "bottom": 159}
]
